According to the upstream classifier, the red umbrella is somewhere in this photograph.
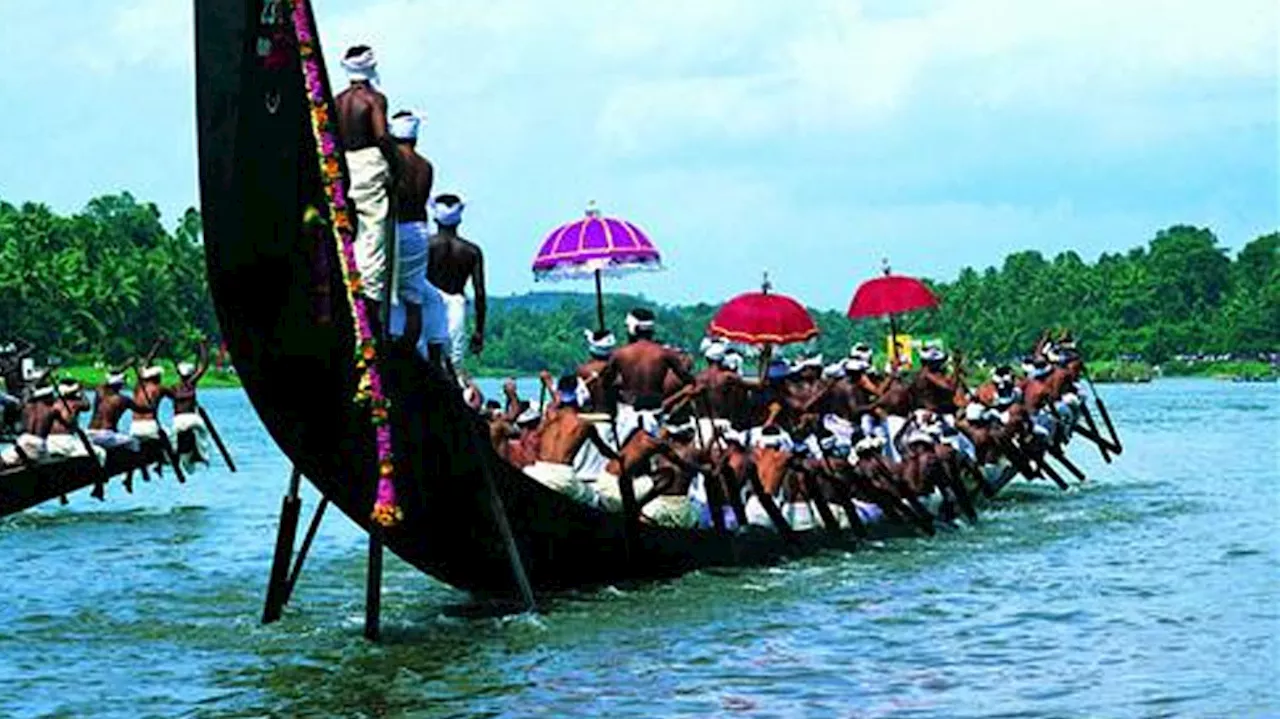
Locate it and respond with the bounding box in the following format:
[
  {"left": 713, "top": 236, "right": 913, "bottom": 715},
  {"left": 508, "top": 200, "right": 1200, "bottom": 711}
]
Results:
[
  {"left": 847, "top": 275, "right": 938, "bottom": 318},
  {"left": 709, "top": 275, "right": 818, "bottom": 346},
  {"left": 846, "top": 262, "right": 939, "bottom": 366}
]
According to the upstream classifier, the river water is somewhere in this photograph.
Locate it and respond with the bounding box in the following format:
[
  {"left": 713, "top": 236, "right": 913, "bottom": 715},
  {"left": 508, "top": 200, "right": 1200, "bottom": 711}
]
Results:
[{"left": 0, "top": 379, "right": 1275, "bottom": 718}]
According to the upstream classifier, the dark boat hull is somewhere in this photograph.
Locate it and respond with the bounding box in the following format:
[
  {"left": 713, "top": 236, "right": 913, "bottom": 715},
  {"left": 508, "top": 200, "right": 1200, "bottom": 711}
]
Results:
[
  {"left": 0, "top": 441, "right": 171, "bottom": 517},
  {"left": 194, "top": 1, "right": 1013, "bottom": 596}
]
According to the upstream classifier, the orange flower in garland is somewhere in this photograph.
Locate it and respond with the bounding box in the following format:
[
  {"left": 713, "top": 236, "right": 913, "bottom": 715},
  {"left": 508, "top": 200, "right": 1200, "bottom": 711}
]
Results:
[{"left": 322, "top": 157, "right": 341, "bottom": 181}]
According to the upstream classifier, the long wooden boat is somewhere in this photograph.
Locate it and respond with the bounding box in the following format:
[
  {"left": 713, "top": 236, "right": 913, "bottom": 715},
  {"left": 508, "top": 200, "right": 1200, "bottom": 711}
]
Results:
[
  {"left": 194, "top": 1, "right": 1035, "bottom": 597},
  {"left": 0, "top": 440, "right": 171, "bottom": 517}
]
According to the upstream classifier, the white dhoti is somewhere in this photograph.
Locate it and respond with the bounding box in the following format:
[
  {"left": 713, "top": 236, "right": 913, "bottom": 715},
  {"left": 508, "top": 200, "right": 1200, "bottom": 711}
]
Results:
[
  {"left": 172, "top": 412, "right": 212, "bottom": 471},
  {"left": 523, "top": 461, "right": 599, "bottom": 507},
  {"left": 1, "top": 433, "right": 46, "bottom": 465},
  {"left": 422, "top": 284, "right": 467, "bottom": 366},
  {"left": 641, "top": 495, "right": 698, "bottom": 529},
  {"left": 130, "top": 419, "right": 161, "bottom": 441},
  {"left": 744, "top": 495, "right": 777, "bottom": 528},
  {"left": 46, "top": 434, "right": 106, "bottom": 464},
  {"left": 89, "top": 429, "right": 139, "bottom": 451},
  {"left": 388, "top": 220, "right": 439, "bottom": 360},
  {"left": 614, "top": 404, "right": 663, "bottom": 444},
  {"left": 592, "top": 471, "right": 655, "bottom": 513},
  {"left": 884, "top": 415, "right": 908, "bottom": 461},
  {"left": 346, "top": 147, "right": 392, "bottom": 302}
]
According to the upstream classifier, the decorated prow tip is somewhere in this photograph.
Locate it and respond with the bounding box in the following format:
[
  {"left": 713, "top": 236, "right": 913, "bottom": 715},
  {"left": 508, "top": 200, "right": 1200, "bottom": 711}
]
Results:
[{"left": 585, "top": 200, "right": 602, "bottom": 219}]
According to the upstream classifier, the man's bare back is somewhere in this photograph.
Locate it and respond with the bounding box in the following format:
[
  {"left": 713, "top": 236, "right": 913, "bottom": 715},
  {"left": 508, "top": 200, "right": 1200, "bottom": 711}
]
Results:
[
  {"left": 336, "top": 84, "right": 389, "bottom": 152},
  {"left": 605, "top": 339, "right": 693, "bottom": 409},
  {"left": 427, "top": 234, "right": 482, "bottom": 296},
  {"left": 90, "top": 386, "right": 136, "bottom": 431},
  {"left": 394, "top": 145, "right": 433, "bottom": 222}
]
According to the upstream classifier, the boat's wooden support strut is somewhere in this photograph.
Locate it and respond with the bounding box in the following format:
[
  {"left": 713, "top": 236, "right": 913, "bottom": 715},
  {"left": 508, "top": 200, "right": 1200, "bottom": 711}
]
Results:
[{"left": 262, "top": 467, "right": 332, "bottom": 626}]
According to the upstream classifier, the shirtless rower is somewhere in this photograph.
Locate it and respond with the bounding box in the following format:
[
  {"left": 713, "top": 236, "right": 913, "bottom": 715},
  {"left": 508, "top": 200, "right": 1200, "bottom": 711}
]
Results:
[
  {"left": 1, "top": 383, "right": 57, "bottom": 467},
  {"left": 523, "top": 376, "right": 620, "bottom": 506},
  {"left": 913, "top": 342, "right": 961, "bottom": 415},
  {"left": 577, "top": 329, "right": 617, "bottom": 411},
  {"left": 88, "top": 364, "right": 145, "bottom": 450},
  {"left": 46, "top": 379, "right": 105, "bottom": 465},
  {"left": 386, "top": 110, "right": 436, "bottom": 357},
  {"left": 694, "top": 339, "right": 755, "bottom": 431},
  {"left": 336, "top": 44, "right": 398, "bottom": 337},
  {"left": 600, "top": 308, "right": 695, "bottom": 442},
  {"left": 426, "top": 193, "right": 485, "bottom": 384},
  {"left": 171, "top": 342, "right": 212, "bottom": 470}
]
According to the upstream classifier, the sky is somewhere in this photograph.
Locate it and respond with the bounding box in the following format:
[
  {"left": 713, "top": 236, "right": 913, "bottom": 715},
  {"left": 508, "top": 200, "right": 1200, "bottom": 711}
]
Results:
[{"left": 0, "top": 0, "right": 1276, "bottom": 309}]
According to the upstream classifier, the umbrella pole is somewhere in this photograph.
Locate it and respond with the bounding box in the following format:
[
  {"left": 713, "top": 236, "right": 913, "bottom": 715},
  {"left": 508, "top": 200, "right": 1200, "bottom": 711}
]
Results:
[
  {"left": 594, "top": 269, "right": 606, "bottom": 333},
  {"left": 888, "top": 314, "right": 900, "bottom": 369}
]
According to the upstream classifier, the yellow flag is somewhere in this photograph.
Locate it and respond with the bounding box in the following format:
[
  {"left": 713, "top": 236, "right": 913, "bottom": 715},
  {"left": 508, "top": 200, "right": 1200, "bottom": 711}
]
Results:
[{"left": 887, "top": 333, "right": 914, "bottom": 368}]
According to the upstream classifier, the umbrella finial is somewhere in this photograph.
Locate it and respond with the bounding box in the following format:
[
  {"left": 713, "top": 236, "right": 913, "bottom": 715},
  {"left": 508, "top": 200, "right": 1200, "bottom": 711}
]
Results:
[
  {"left": 881, "top": 257, "right": 892, "bottom": 276},
  {"left": 762, "top": 271, "right": 772, "bottom": 295},
  {"left": 585, "top": 200, "right": 601, "bottom": 219}
]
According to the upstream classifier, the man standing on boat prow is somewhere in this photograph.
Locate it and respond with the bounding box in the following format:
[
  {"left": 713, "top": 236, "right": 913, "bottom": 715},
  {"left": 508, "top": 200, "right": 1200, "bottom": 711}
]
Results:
[
  {"left": 601, "top": 308, "right": 695, "bottom": 442},
  {"left": 426, "top": 192, "right": 485, "bottom": 386},
  {"left": 386, "top": 110, "right": 438, "bottom": 359},
  {"left": 336, "top": 44, "right": 398, "bottom": 337}
]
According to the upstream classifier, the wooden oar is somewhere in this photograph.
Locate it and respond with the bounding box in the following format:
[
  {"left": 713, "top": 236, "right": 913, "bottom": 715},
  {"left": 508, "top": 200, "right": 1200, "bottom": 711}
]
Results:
[
  {"left": 871, "top": 464, "right": 937, "bottom": 535},
  {"left": 744, "top": 465, "right": 797, "bottom": 544},
  {"left": 1073, "top": 416, "right": 1120, "bottom": 457},
  {"left": 1046, "top": 446, "right": 1087, "bottom": 483},
  {"left": 49, "top": 381, "right": 109, "bottom": 501},
  {"left": 197, "top": 405, "right": 236, "bottom": 472},
  {"left": 1081, "top": 371, "right": 1123, "bottom": 453},
  {"left": 795, "top": 465, "right": 845, "bottom": 538},
  {"left": 1077, "top": 404, "right": 1112, "bottom": 462}
]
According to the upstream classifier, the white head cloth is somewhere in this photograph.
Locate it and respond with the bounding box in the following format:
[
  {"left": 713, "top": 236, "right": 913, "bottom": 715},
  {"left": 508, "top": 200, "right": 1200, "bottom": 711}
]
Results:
[
  {"left": 389, "top": 112, "right": 422, "bottom": 141},
  {"left": 585, "top": 329, "right": 617, "bottom": 358},
  {"left": 844, "top": 356, "right": 870, "bottom": 373},
  {"left": 964, "top": 403, "right": 989, "bottom": 422},
  {"left": 32, "top": 386, "right": 54, "bottom": 400},
  {"left": 921, "top": 346, "right": 946, "bottom": 363},
  {"left": 625, "top": 312, "right": 655, "bottom": 336},
  {"left": 849, "top": 344, "right": 873, "bottom": 360},
  {"left": 855, "top": 435, "right": 884, "bottom": 455},
  {"left": 141, "top": 366, "right": 164, "bottom": 380},
  {"left": 700, "top": 337, "right": 727, "bottom": 363},
  {"left": 822, "top": 362, "right": 846, "bottom": 379},
  {"left": 341, "top": 46, "right": 379, "bottom": 84},
  {"left": 431, "top": 194, "right": 466, "bottom": 226},
  {"left": 516, "top": 404, "right": 542, "bottom": 425},
  {"left": 57, "top": 380, "right": 81, "bottom": 395},
  {"left": 177, "top": 362, "right": 196, "bottom": 377},
  {"left": 792, "top": 355, "right": 823, "bottom": 373},
  {"left": 905, "top": 430, "right": 936, "bottom": 447},
  {"left": 106, "top": 371, "right": 125, "bottom": 386},
  {"left": 722, "top": 351, "right": 743, "bottom": 374}
]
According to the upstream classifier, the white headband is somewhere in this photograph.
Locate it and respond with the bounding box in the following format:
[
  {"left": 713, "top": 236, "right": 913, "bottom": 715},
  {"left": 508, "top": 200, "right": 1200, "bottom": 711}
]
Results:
[
  {"left": 341, "top": 47, "right": 379, "bottom": 84},
  {"left": 625, "top": 313, "right": 655, "bottom": 335},
  {"left": 700, "top": 338, "right": 726, "bottom": 362},
  {"left": 389, "top": 112, "right": 422, "bottom": 141},
  {"left": 723, "top": 352, "right": 743, "bottom": 373},
  {"left": 177, "top": 362, "right": 196, "bottom": 377},
  {"left": 431, "top": 194, "right": 466, "bottom": 226},
  {"left": 106, "top": 372, "right": 125, "bottom": 386},
  {"left": 584, "top": 329, "right": 616, "bottom": 357},
  {"left": 32, "top": 386, "right": 54, "bottom": 399},
  {"left": 57, "top": 380, "right": 81, "bottom": 394},
  {"left": 141, "top": 366, "right": 164, "bottom": 380}
]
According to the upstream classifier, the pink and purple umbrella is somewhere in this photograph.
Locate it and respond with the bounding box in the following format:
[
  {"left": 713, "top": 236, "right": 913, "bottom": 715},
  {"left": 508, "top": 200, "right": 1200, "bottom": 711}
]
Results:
[{"left": 532, "top": 202, "right": 662, "bottom": 331}]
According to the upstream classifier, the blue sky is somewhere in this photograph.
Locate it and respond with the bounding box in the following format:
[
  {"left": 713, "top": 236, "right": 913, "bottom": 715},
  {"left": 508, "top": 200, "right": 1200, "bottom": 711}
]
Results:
[{"left": 0, "top": 0, "right": 1276, "bottom": 309}]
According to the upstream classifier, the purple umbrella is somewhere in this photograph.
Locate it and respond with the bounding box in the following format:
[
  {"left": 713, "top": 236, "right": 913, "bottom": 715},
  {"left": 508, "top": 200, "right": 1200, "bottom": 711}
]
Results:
[{"left": 532, "top": 201, "right": 662, "bottom": 331}]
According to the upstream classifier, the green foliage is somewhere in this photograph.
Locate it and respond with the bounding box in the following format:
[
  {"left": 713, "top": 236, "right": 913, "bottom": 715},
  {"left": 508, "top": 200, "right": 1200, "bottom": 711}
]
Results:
[{"left": 0, "top": 194, "right": 217, "bottom": 362}]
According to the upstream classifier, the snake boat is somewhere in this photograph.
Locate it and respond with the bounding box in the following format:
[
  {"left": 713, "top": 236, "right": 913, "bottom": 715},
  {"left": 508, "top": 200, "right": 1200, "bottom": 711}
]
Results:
[{"left": 195, "top": 0, "right": 1039, "bottom": 602}]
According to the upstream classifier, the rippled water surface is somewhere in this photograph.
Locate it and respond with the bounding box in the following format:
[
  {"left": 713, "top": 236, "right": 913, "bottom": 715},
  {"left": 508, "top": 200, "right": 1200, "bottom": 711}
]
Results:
[{"left": 1, "top": 379, "right": 1276, "bottom": 718}]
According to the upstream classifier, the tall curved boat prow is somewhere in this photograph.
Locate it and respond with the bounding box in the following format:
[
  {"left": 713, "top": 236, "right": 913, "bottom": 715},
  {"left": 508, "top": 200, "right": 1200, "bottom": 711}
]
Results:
[{"left": 194, "top": 1, "right": 968, "bottom": 598}]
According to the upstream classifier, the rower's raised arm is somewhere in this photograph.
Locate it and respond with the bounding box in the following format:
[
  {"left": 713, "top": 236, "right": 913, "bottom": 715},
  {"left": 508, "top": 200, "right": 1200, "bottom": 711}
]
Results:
[
  {"left": 142, "top": 337, "right": 165, "bottom": 368},
  {"left": 193, "top": 340, "right": 210, "bottom": 382}
]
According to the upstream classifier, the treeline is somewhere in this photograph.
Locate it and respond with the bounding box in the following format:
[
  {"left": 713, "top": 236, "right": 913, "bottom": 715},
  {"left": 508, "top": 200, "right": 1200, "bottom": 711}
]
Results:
[
  {"left": 0, "top": 194, "right": 217, "bottom": 360},
  {"left": 1, "top": 197, "right": 1273, "bottom": 374},
  {"left": 470, "top": 225, "right": 1278, "bottom": 374}
]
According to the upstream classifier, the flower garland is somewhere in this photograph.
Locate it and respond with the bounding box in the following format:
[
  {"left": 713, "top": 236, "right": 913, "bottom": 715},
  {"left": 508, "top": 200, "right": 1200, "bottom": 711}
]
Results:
[{"left": 290, "top": 0, "right": 401, "bottom": 527}]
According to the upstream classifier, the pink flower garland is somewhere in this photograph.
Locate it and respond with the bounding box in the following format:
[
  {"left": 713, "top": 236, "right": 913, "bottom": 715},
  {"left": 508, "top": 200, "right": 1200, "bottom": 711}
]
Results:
[{"left": 290, "top": 0, "right": 401, "bottom": 528}]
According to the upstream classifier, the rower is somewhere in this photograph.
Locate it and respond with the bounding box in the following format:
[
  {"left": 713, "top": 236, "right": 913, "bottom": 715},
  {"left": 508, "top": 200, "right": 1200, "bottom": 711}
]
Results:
[
  {"left": 171, "top": 342, "right": 212, "bottom": 471},
  {"left": 386, "top": 110, "right": 436, "bottom": 359},
  {"left": 336, "top": 44, "right": 397, "bottom": 337},
  {"left": 45, "top": 381, "right": 104, "bottom": 464},
  {"left": 695, "top": 338, "right": 754, "bottom": 431},
  {"left": 600, "top": 308, "right": 694, "bottom": 442},
  {"left": 0, "top": 384, "right": 55, "bottom": 467},
  {"left": 523, "top": 376, "right": 619, "bottom": 507},
  {"left": 913, "top": 342, "right": 959, "bottom": 416},
  {"left": 577, "top": 329, "right": 617, "bottom": 411},
  {"left": 644, "top": 421, "right": 708, "bottom": 529},
  {"left": 426, "top": 192, "right": 485, "bottom": 385},
  {"left": 131, "top": 365, "right": 171, "bottom": 445},
  {"left": 88, "top": 368, "right": 143, "bottom": 450}
]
